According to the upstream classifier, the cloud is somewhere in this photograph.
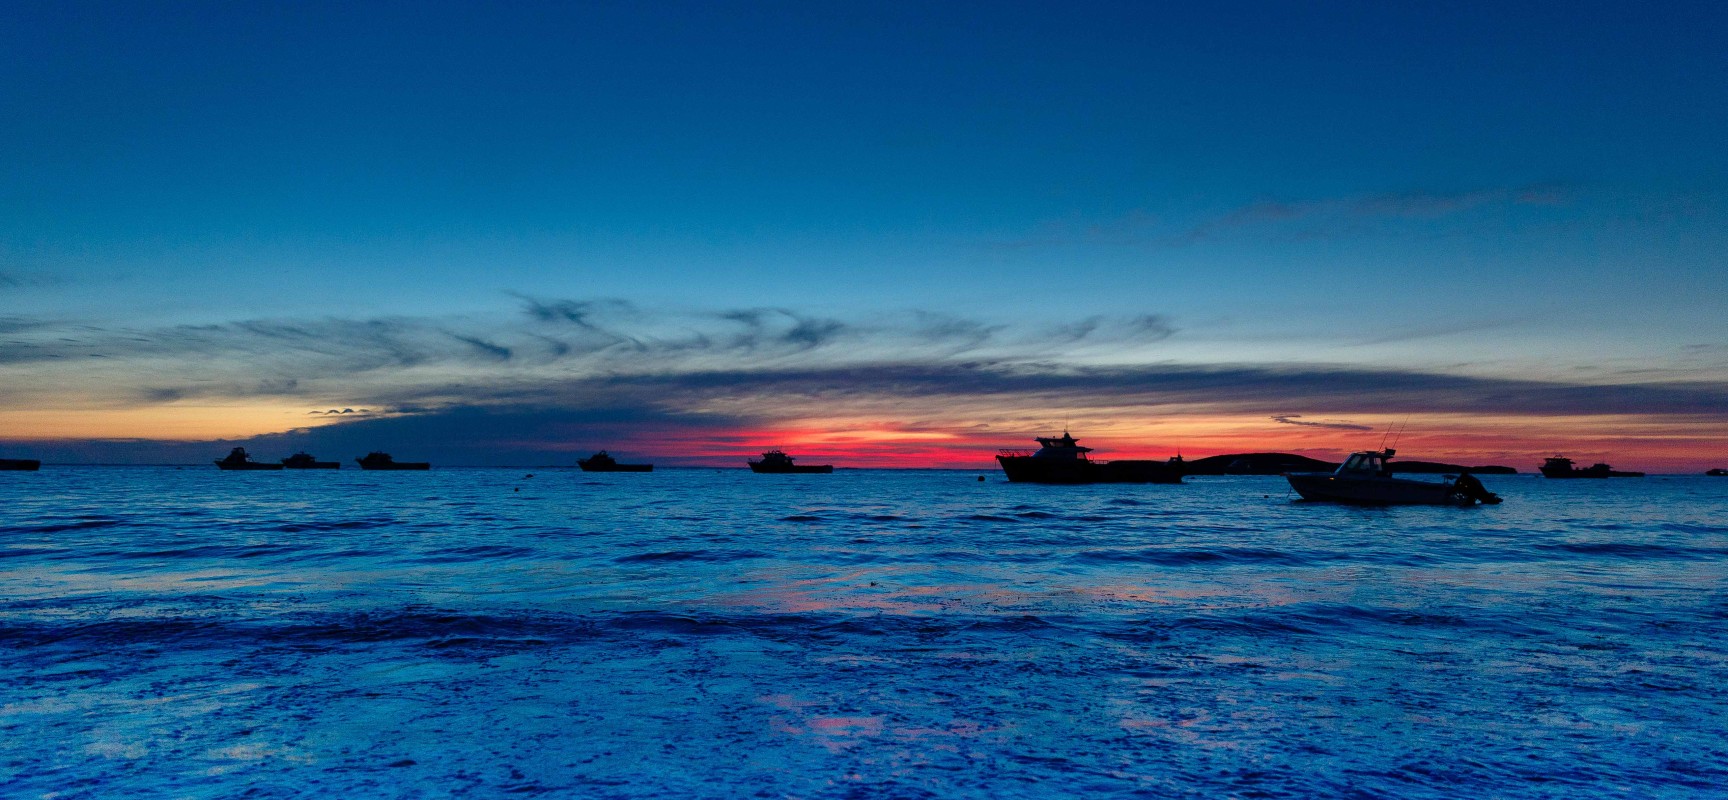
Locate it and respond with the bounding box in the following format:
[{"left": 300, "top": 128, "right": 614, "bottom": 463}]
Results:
[
  {"left": 989, "top": 184, "right": 1576, "bottom": 250},
  {"left": 0, "top": 316, "right": 53, "bottom": 335},
  {"left": 5, "top": 299, "right": 1727, "bottom": 465},
  {"left": 1270, "top": 415, "right": 1375, "bottom": 432},
  {"left": 447, "top": 333, "right": 513, "bottom": 361},
  {"left": 1181, "top": 183, "right": 1573, "bottom": 244}
]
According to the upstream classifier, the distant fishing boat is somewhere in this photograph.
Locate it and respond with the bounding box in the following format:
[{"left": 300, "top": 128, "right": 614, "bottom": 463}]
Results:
[
  {"left": 577, "top": 451, "right": 652, "bottom": 472},
  {"left": 282, "top": 452, "right": 340, "bottom": 469},
  {"left": 1707, "top": 468, "right": 1726, "bottom": 477},
  {"left": 355, "top": 452, "right": 430, "bottom": 470},
  {"left": 1539, "top": 456, "right": 1644, "bottom": 478},
  {"left": 1285, "top": 448, "right": 1501, "bottom": 506},
  {"left": 0, "top": 458, "right": 40, "bottom": 471},
  {"left": 995, "top": 432, "right": 1184, "bottom": 484},
  {"left": 215, "top": 447, "right": 284, "bottom": 471},
  {"left": 747, "top": 450, "right": 832, "bottom": 474}
]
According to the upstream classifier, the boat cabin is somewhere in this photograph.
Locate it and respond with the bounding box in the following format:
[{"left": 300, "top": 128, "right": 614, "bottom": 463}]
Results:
[
  {"left": 1337, "top": 449, "right": 1395, "bottom": 476},
  {"left": 1030, "top": 432, "right": 1093, "bottom": 460}
]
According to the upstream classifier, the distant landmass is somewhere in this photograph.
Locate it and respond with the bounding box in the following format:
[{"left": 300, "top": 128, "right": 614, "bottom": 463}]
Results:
[{"left": 1180, "top": 452, "right": 1517, "bottom": 475}]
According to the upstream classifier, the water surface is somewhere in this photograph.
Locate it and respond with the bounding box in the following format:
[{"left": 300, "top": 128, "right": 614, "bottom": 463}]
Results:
[{"left": 3, "top": 468, "right": 1725, "bottom": 797}]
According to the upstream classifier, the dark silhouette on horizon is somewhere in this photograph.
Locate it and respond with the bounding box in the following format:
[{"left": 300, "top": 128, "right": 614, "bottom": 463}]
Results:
[
  {"left": 577, "top": 451, "right": 652, "bottom": 472},
  {"left": 748, "top": 450, "right": 832, "bottom": 474},
  {"left": 356, "top": 452, "right": 430, "bottom": 470},
  {"left": 0, "top": 457, "right": 40, "bottom": 471},
  {"left": 1179, "top": 452, "right": 1517, "bottom": 475},
  {"left": 214, "top": 447, "right": 283, "bottom": 471},
  {"left": 1539, "top": 455, "right": 1644, "bottom": 478},
  {"left": 995, "top": 432, "right": 1183, "bottom": 484},
  {"left": 282, "top": 452, "right": 340, "bottom": 469}
]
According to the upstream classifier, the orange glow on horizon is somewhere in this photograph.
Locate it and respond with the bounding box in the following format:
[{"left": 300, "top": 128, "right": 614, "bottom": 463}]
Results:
[
  {"left": 0, "top": 405, "right": 358, "bottom": 441},
  {"left": 575, "top": 414, "right": 1728, "bottom": 472}
]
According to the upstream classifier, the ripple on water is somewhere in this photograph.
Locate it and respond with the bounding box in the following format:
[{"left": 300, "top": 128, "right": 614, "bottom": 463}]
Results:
[
  {"left": 1, "top": 468, "right": 1725, "bottom": 797},
  {"left": 3, "top": 516, "right": 125, "bottom": 534},
  {"left": 613, "top": 549, "right": 770, "bottom": 564}
]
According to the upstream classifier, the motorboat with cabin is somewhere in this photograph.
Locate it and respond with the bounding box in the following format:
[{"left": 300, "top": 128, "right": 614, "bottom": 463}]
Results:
[
  {"left": 1538, "top": 456, "right": 1644, "bottom": 478},
  {"left": 356, "top": 451, "right": 430, "bottom": 470},
  {"left": 1285, "top": 448, "right": 1501, "bottom": 505},
  {"left": 578, "top": 450, "right": 653, "bottom": 472},
  {"left": 995, "top": 432, "right": 1184, "bottom": 484},
  {"left": 1706, "top": 468, "right": 1726, "bottom": 477},
  {"left": 281, "top": 452, "right": 340, "bottom": 469},
  {"left": 748, "top": 450, "right": 832, "bottom": 474},
  {"left": 215, "top": 447, "right": 284, "bottom": 471}
]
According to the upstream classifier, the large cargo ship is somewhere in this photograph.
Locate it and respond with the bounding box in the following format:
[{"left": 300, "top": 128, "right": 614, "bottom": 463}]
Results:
[{"left": 995, "top": 432, "right": 1183, "bottom": 484}]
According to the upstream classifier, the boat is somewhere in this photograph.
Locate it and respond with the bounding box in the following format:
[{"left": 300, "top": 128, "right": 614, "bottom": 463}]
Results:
[
  {"left": 577, "top": 450, "right": 653, "bottom": 472},
  {"left": 747, "top": 449, "right": 833, "bottom": 474},
  {"left": 1538, "top": 456, "right": 1644, "bottom": 478},
  {"left": 214, "top": 447, "right": 284, "bottom": 471},
  {"left": 1285, "top": 448, "right": 1501, "bottom": 505},
  {"left": 355, "top": 451, "right": 430, "bottom": 470},
  {"left": 281, "top": 452, "right": 340, "bottom": 469},
  {"left": 1707, "top": 468, "right": 1726, "bottom": 477},
  {"left": 0, "top": 458, "right": 40, "bottom": 471},
  {"left": 995, "top": 432, "right": 1184, "bottom": 484}
]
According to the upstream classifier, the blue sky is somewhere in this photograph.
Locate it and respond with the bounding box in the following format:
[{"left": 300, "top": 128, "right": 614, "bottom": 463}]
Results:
[{"left": 2, "top": 1, "right": 1726, "bottom": 465}]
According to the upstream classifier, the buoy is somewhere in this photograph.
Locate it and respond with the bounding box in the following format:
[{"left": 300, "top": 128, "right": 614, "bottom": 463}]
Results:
[{"left": 977, "top": 475, "right": 985, "bottom": 482}]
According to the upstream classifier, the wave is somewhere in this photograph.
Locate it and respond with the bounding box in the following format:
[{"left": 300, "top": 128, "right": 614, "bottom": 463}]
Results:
[
  {"left": 3, "top": 517, "right": 125, "bottom": 534},
  {"left": 1532, "top": 541, "right": 1728, "bottom": 560},
  {"left": 613, "top": 549, "right": 769, "bottom": 564},
  {"left": 273, "top": 518, "right": 397, "bottom": 533},
  {"left": 1074, "top": 547, "right": 1309, "bottom": 566}
]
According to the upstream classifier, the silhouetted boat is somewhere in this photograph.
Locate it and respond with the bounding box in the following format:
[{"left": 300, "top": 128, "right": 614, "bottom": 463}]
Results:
[
  {"left": 356, "top": 451, "right": 430, "bottom": 470},
  {"left": 281, "top": 452, "right": 340, "bottom": 469},
  {"left": 1539, "top": 456, "right": 1643, "bottom": 478},
  {"left": 1286, "top": 448, "right": 1501, "bottom": 506},
  {"left": 748, "top": 450, "right": 832, "bottom": 474},
  {"left": 995, "top": 432, "right": 1184, "bottom": 484},
  {"left": 1707, "top": 468, "right": 1726, "bottom": 477},
  {"left": 578, "top": 451, "right": 652, "bottom": 472},
  {"left": 0, "top": 458, "right": 40, "bottom": 471},
  {"left": 214, "top": 447, "right": 284, "bottom": 471}
]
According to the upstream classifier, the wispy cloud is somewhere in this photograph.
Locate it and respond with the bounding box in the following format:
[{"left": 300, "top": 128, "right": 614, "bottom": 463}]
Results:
[
  {"left": 990, "top": 183, "right": 1575, "bottom": 250},
  {"left": 4, "top": 298, "right": 1726, "bottom": 454},
  {"left": 1179, "top": 183, "right": 1573, "bottom": 244},
  {"left": 1270, "top": 414, "right": 1374, "bottom": 431}
]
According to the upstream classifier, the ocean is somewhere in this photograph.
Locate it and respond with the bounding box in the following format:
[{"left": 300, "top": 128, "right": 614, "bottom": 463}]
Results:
[{"left": 3, "top": 467, "right": 1725, "bottom": 798}]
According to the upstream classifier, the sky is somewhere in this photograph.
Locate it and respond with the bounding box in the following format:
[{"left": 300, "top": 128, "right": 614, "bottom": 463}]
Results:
[{"left": 2, "top": 1, "right": 1726, "bottom": 468}]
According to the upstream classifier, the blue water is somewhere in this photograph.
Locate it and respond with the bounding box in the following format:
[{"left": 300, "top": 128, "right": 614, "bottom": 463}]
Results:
[{"left": 3, "top": 468, "right": 1726, "bottom": 798}]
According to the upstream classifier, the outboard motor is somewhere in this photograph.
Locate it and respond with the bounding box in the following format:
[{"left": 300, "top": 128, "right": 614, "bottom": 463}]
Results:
[{"left": 1452, "top": 472, "right": 1503, "bottom": 505}]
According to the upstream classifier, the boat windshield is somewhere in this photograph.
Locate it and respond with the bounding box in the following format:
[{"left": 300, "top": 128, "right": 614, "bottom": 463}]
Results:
[{"left": 1341, "top": 452, "right": 1383, "bottom": 473}]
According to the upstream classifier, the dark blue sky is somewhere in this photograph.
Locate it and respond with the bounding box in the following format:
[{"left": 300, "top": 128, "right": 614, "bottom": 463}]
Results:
[{"left": 3, "top": 1, "right": 1726, "bottom": 464}]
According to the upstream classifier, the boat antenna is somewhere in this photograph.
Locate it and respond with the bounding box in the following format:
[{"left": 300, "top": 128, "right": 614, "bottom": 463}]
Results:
[
  {"left": 1389, "top": 416, "right": 1411, "bottom": 450},
  {"left": 1377, "top": 420, "right": 1396, "bottom": 451}
]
